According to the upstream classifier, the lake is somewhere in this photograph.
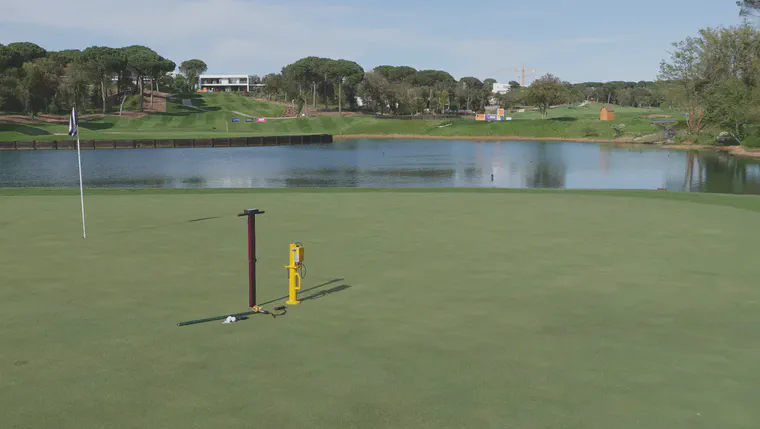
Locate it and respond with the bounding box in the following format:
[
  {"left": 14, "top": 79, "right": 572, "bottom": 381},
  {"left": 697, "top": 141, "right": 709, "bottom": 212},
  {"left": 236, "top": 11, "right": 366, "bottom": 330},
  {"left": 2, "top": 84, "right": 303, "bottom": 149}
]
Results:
[{"left": 2, "top": 138, "right": 760, "bottom": 194}]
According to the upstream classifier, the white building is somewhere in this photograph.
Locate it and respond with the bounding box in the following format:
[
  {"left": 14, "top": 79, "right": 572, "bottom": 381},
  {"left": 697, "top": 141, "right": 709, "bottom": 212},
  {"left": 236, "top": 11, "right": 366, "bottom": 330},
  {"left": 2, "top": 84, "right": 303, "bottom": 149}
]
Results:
[
  {"left": 492, "top": 83, "right": 512, "bottom": 94},
  {"left": 198, "top": 74, "right": 263, "bottom": 92}
]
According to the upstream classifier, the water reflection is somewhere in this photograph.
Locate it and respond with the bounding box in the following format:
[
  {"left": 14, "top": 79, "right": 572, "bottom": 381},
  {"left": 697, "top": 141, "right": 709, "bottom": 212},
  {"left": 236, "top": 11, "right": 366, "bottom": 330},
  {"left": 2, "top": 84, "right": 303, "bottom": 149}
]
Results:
[
  {"left": 2, "top": 139, "right": 760, "bottom": 194},
  {"left": 666, "top": 150, "right": 760, "bottom": 194},
  {"left": 523, "top": 141, "right": 566, "bottom": 189}
]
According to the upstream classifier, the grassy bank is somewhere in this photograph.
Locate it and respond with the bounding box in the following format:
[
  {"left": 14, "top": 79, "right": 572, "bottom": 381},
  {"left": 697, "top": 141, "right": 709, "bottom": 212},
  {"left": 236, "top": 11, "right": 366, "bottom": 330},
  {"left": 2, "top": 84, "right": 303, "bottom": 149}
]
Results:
[
  {"left": 2, "top": 188, "right": 760, "bottom": 428},
  {"left": 0, "top": 94, "right": 676, "bottom": 142}
]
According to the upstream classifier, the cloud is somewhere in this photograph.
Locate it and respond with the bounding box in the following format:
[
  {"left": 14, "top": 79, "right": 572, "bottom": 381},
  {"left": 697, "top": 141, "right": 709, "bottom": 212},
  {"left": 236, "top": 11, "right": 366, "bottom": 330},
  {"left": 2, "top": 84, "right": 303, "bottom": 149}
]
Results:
[
  {"left": 0, "top": 0, "right": 421, "bottom": 72},
  {"left": 0, "top": 0, "right": 645, "bottom": 82}
]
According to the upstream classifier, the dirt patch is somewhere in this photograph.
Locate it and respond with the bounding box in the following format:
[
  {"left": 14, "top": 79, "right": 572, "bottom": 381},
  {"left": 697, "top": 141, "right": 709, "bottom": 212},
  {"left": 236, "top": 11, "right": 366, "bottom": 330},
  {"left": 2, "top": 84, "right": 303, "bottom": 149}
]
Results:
[
  {"left": 650, "top": 142, "right": 760, "bottom": 159},
  {"left": 719, "top": 145, "right": 760, "bottom": 159},
  {"left": 0, "top": 112, "right": 148, "bottom": 124},
  {"left": 646, "top": 114, "right": 673, "bottom": 119},
  {"left": 0, "top": 91, "right": 165, "bottom": 124},
  {"left": 142, "top": 90, "right": 167, "bottom": 114}
]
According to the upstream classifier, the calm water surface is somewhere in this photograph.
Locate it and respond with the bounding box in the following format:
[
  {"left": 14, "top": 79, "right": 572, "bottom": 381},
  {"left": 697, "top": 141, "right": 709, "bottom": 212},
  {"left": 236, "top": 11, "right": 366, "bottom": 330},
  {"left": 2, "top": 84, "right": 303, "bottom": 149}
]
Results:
[{"left": 2, "top": 139, "right": 760, "bottom": 194}]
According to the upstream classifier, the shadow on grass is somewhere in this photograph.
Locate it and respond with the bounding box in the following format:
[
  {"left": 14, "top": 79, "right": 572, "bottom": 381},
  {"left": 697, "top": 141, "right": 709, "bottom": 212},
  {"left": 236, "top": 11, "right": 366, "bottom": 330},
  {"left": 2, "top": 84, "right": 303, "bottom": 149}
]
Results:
[
  {"left": 105, "top": 214, "right": 227, "bottom": 235},
  {"left": 188, "top": 216, "right": 222, "bottom": 223},
  {"left": 548, "top": 117, "right": 577, "bottom": 122},
  {"left": 0, "top": 123, "right": 52, "bottom": 136},
  {"left": 160, "top": 105, "right": 222, "bottom": 117},
  {"left": 300, "top": 284, "right": 352, "bottom": 301},
  {"left": 259, "top": 278, "right": 346, "bottom": 306},
  {"left": 176, "top": 278, "right": 347, "bottom": 326},
  {"left": 80, "top": 121, "right": 114, "bottom": 131},
  {"left": 163, "top": 95, "right": 223, "bottom": 116}
]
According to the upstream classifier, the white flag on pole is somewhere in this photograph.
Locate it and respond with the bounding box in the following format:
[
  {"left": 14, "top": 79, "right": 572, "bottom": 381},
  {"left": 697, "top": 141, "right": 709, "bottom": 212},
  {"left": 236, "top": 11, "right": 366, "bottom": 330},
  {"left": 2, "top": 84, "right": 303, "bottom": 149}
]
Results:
[
  {"left": 68, "top": 106, "right": 78, "bottom": 137},
  {"left": 69, "top": 106, "right": 87, "bottom": 239}
]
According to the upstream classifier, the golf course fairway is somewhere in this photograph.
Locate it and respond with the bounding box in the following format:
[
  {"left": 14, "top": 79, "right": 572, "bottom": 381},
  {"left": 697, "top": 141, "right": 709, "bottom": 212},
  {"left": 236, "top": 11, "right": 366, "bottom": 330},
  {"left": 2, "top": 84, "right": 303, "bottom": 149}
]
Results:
[{"left": 1, "top": 188, "right": 759, "bottom": 428}]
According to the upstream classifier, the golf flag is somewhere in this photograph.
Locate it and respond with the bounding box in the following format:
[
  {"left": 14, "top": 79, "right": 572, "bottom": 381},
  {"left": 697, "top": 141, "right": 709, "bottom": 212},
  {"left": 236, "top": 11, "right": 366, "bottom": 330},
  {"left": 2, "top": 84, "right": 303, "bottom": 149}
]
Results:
[
  {"left": 69, "top": 106, "right": 87, "bottom": 239},
  {"left": 68, "top": 106, "right": 78, "bottom": 137}
]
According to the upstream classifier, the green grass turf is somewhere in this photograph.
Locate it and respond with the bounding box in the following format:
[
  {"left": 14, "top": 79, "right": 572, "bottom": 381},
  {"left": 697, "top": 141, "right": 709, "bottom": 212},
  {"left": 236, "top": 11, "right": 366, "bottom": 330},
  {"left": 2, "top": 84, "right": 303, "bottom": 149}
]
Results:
[
  {"left": 0, "top": 95, "right": 678, "bottom": 142},
  {"left": 1, "top": 188, "right": 759, "bottom": 428}
]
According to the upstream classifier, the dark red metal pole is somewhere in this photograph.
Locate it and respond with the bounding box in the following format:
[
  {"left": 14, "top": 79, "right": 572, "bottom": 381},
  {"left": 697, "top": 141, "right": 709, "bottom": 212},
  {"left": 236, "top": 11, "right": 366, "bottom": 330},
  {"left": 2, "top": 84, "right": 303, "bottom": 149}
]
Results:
[
  {"left": 247, "top": 214, "right": 256, "bottom": 307},
  {"left": 238, "top": 208, "right": 264, "bottom": 308}
]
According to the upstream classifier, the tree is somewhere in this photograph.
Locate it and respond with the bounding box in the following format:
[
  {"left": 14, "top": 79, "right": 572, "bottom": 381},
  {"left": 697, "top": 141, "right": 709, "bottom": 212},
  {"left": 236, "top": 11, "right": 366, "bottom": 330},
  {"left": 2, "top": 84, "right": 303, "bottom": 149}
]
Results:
[
  {"left": 357, "top": 70, "right": 390, "bottom": 113},
  {"left": 499, "top": 87, "right": 525, "bottom": 109},
  {"left": 179, "top": 59, "right": 207, "bottom": 92},
  {"left": 408, "top": 70, "right": 455, "bottom": 87},
  {"left": 55, "top": 62, "right": 89, "bottom": 113},
  {"left": 80, "top": 46, "right": 123, "bottom": 113},
  {"left": 19, "top": 57, "right": 62, "bottom": 116},
  {"left": 0, "top": 44, "right": 24, "bottom": 73},
  {"left": 525, "top": 74, "right": 566, "bottom": 119},
  {"left": 438, "top": 90, "right": 449, "bottom": 113},
  {"left": 564, "top": 81, "right": 585, "bottom": 104},
  {"left": 738, "top": 0, "right": 760, "bottom": 16},
  {"left": 6, "top": 42, "right": 47, "bottom": 63},
  {"left": 342, "top": 70, "right": 365, "bottom": 110},
  {"left": 698, "top": 25, "right": 760, "bottom": 141},
  {"left": 704, "top": 77, "right": 759, "bottom": 142},
  {"left": 508, "top": 80, "right": 521, "bottom": 91},
  {"left": 48, "top": 50, "right": 81, "bottom": 67},
  {"left": 262, "top": 73, "right": 284, "bottom": 100},
  {"left": 331, "top": 59, "right": 364, "bottom": 112},
  {"left": 148, "top": 57, "right": 176, "bottom": 104},
  {"left": 658, "top": 36, "right": 709, "bottom": 134},
  {"left": 123, "top": 45, "right": 162, "bottom": 111},
  {"left": 482, "top": 78, "right": 497, "bottom": 108},
  {"left": 459, "top": 77, "right": 483, "bottom": 111}
]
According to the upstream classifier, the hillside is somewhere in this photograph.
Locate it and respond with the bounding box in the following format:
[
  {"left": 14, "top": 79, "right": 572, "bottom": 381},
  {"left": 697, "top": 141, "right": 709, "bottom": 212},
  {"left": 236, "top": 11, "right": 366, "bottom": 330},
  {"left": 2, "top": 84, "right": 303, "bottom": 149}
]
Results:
[{"left": 0, "top": 96, "right": 677, "bottom": 142}]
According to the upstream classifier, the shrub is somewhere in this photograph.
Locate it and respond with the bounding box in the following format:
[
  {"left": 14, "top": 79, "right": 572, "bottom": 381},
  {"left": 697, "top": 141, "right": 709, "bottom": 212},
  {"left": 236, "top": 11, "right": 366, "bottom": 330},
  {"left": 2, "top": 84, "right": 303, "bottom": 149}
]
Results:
[
  {"left": 582, "top": 125, "right": 599, "bottom": 137},
  {"left": 123, "top": 95, "right": 140, "bottom": 111},
  {"left": 717, "top": 131, "right": 739, "bottom": 146},
  {"left": 673, "top": 132, "right": 714, "bottom": 145},
  {"left": 612, "top": 124, "right": 626, "bottom": 137},
  {"left": 296, "top": 94, "right": 306, "bottom": 116},
  {"left": 743, "top": 135, "right": 760, "bottom": 148}
]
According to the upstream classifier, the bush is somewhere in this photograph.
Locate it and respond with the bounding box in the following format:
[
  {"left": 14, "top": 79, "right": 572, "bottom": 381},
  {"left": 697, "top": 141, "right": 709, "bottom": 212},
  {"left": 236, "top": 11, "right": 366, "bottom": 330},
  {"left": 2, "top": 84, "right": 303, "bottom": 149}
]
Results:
[
  {"left": 123, "top": 95, "right": 140, "bottom": 111},
  {"left": 743, "top": 135, "right": 760, "bottom": 148},
  {"left": 612, "top": 124, "right": 626, "bottom": 137},
  {"left": 717, "top": 131, "right": 739, "bottom": 146},
  {"left": 673, "top": 132, "right": 714, "bottom": 145},
  {"left": 582, "top": 125, "right": 599, "bottom": 137}
]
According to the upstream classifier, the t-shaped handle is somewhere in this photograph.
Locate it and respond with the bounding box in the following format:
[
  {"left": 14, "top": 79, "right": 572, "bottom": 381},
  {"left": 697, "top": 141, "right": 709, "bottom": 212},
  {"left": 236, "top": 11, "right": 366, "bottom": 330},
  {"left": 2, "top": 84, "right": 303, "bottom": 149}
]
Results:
[{"left": 238, "top": 208, "right": 265, "bottom": 216}]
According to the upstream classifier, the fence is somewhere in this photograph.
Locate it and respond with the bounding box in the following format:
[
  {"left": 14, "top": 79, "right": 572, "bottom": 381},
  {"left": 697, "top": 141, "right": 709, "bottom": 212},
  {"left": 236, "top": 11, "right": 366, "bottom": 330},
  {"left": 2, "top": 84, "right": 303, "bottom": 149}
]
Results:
[{"left": 0, "top": 134, "right": 333, "bottom": 150}]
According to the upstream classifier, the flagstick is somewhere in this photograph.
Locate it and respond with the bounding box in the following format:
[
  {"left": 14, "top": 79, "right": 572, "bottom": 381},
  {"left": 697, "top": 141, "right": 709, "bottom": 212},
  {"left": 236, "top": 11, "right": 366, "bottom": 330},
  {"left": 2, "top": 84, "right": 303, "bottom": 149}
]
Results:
[{"left": 75, "top": 126, "right": 87, "bottom": 239}]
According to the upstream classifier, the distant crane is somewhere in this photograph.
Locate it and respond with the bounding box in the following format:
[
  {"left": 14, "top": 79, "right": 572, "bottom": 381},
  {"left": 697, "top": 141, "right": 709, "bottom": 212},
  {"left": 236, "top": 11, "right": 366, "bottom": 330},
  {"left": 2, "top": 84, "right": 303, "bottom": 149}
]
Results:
[
  {"left": 514, "top": 64, "right": 537, "bottom": 87},
  {"left": 486, "top": 65, "right": 539, "bottom": 87}
]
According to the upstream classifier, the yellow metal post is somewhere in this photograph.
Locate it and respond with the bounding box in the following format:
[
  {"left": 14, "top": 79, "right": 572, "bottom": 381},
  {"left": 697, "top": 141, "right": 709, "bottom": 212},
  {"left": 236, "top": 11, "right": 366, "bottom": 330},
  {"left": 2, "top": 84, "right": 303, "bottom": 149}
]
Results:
[{"left": 285, "top": 243, "right": 304, "bottom": 305}]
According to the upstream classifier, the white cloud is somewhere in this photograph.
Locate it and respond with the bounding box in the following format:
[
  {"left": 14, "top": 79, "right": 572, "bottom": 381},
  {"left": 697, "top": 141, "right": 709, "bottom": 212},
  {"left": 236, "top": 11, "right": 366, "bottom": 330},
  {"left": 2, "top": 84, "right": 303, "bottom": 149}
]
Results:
[{"left": 0, "top": 0, "right": 644, "bottom": 81}]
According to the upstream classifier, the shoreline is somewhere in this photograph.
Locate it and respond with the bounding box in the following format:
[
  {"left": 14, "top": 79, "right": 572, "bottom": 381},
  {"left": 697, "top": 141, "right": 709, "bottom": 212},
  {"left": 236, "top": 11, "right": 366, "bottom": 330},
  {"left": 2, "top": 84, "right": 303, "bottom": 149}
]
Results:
[
  {"left": 335, "top": 134, "right": 634, "bottom": 143},
  {"left": 335, "top": 134, "right": 760, "bottom": 159}
]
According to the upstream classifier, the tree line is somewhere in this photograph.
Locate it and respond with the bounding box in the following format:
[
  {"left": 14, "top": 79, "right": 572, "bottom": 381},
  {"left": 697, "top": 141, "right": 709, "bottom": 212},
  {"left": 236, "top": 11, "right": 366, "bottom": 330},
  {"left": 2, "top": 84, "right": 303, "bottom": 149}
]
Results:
[
  {"left": 0, "top": 42, "right": 208, "bottom": 116},
  {"left": 260, "top": 57, "right": 671, "bottom": 116},
  {"left": 4, "top": 0, "right": 760, "bottom": 149},
  {"left": 1, "top": 41, "right": 671, "bottom": 118},
  {"left": 654, "top": 1, "right": 760, "bottom": 146}
]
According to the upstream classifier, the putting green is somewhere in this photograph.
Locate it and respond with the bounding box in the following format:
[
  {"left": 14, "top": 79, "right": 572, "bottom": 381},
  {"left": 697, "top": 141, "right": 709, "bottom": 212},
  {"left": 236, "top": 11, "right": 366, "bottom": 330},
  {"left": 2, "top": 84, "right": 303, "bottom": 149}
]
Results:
[{"left": 1, "top": 189, "right": 759, "bottom": 428}]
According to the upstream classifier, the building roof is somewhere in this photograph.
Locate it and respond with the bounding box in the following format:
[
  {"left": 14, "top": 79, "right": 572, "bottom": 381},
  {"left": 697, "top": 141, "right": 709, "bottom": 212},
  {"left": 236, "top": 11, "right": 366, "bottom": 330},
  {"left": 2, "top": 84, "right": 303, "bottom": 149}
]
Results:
[
  {"left": 601, "top": 105, "right": 615, "bottom": 112},
  {"left": 199, "top": 74, "right": 254, "bottom": 78}
]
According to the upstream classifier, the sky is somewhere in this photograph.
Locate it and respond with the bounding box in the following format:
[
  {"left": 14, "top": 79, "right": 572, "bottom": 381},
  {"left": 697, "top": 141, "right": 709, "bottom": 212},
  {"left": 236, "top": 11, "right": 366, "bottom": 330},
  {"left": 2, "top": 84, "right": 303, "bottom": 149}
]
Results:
[{"left": 0, "top": 0, "right": 748, "bottom": 85}]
